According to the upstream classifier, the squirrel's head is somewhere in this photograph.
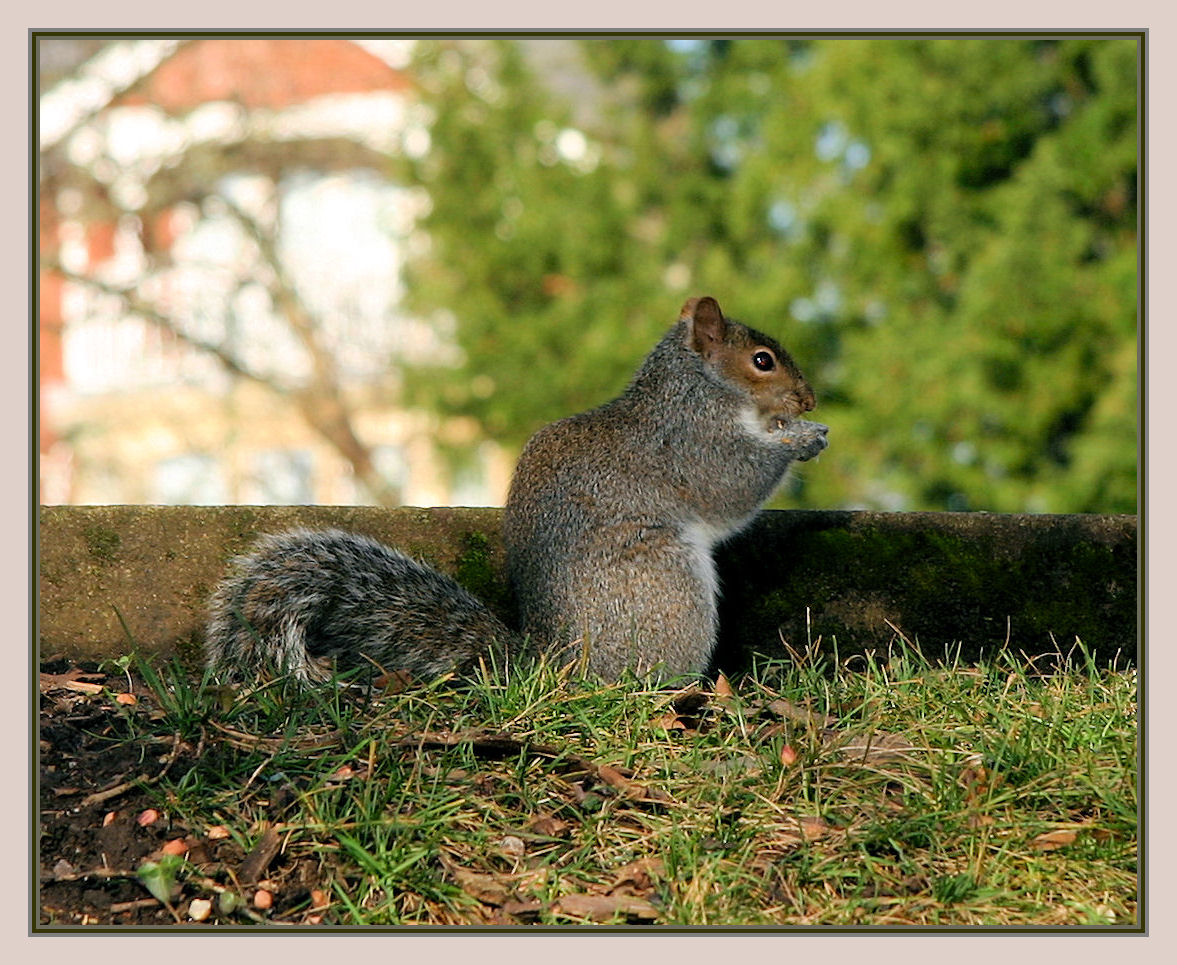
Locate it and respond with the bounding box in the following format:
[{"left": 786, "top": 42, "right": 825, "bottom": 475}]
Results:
[{"left": 680, "top": 296, "right": 816, "bottom": 427}]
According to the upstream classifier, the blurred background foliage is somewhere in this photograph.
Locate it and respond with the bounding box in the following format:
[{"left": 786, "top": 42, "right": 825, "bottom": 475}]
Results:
[{"left": 395, "top": 35, "right": 1138, "bottom": 514}]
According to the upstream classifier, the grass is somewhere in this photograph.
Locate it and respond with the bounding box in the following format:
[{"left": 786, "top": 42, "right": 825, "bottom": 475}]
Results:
[{"left": 100, "top": 637, "right": 1137, "bottom": 928}]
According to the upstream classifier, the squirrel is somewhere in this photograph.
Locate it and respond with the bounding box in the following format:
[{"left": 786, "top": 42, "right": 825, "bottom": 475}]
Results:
[{"left": 204, "top": 296, "right": 828, "bottom": 687}]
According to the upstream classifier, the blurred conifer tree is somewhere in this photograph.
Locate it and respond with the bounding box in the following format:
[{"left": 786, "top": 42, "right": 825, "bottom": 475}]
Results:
[{"left": 398, "top": 35, "right": 1138, "bottom": 513}]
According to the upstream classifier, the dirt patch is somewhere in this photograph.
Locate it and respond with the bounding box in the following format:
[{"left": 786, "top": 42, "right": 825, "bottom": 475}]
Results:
[{"left": 36, "top": 659, "right": 312, "bottom": 927}]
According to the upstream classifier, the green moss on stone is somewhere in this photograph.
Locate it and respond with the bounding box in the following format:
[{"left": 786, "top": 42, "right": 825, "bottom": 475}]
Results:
[
  {"left": 83, "top": 525, "right": 121, "bottom": 564},
  {"left": 455, "top": 531, "right": 511, "bottom": 615},
  {"left": 717, "top": 514, "right": 1135, "bottom": 669},
  {"left": 406, "top": 543, "right": 436, "bottom": 566}
]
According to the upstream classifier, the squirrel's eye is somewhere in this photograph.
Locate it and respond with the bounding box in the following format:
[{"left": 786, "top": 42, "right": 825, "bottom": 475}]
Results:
[{"left": 752, "top": 350, "right": 776, "bottom": 372}]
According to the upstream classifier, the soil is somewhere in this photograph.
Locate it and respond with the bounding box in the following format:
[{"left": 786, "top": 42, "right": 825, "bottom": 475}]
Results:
[{"left": 36, "top": 658, "right": 322, "bottom": 928}]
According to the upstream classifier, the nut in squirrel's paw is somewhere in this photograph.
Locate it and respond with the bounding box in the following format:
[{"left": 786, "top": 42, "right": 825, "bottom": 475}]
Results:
[
  {"left": 772, "top": 416, "right": 794, "bottom": 442},
  {"left": 771, "top": 418, "right": 830, "bottom": 460},
  {"left": 772, "top": 415, "right": 827, "bottom": 438}
]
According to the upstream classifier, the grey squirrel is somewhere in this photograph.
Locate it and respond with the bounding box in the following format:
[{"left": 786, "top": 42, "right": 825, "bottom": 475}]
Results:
[{"left": 205, "top": 296, "right": 828, "bottom": 686}]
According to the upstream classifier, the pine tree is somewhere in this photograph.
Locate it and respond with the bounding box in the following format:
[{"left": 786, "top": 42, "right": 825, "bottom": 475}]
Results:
[{"left": 399, "top": 36, "right": 1138, "bottom": 513}]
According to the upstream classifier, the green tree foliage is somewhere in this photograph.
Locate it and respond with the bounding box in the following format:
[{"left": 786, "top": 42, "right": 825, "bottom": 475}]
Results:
[
  {"left": 395, "top": 39, "right": 669, "bottom": 453},
  {"left": 398, "top": 36, "right": 1138, "bottom": 513}
]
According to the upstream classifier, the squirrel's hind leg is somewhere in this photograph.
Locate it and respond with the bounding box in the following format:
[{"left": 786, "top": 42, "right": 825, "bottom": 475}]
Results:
[{"left": 557, "top": 525, "right": 718, "bottom": 684}]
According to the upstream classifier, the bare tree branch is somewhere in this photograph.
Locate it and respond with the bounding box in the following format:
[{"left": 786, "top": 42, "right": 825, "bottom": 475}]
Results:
[
  {"left": 216, "top": 196, "right": 403, "bottom": 507},
  {"left": 46, "top": 260, "right": 280, "bottom": 391},
  {"left": 40, "top": 38, "right": 193, "bottom": 159},
  {"left": 39, "top": 42, "right": 409, "bottom": 508}
]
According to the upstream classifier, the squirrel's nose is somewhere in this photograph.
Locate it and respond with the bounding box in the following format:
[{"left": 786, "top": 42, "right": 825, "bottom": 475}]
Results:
[{"left": 798, "top": 384, "right": 816, "bottom": 412}]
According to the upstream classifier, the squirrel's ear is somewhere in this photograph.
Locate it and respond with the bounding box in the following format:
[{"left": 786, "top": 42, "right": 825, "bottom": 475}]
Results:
[{"left": 684, "top": 296, "right": 727, "bottom": 356}]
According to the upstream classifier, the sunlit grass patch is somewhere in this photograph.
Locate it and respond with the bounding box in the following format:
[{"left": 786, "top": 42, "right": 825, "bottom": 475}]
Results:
[{"left": 73, "top": 639, "right": 1136, "bottom": 927}]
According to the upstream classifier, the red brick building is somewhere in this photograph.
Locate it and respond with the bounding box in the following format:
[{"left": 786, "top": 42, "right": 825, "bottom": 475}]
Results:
[{"left": 38, "top": 38, "right": 510, "bottom": 507}]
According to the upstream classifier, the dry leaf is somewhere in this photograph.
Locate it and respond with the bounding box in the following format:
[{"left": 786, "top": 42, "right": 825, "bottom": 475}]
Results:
[
  {"left": 448, "top": 865, "right": 512, "bottom": 906},
  {"left": 669, "top": 688, "right": 711, "bottom": 716},
  {"left": 714, "top": 673, "right": 735, "bottom": 700},
  {"left": 526, "top": 814, "right": 571, "bottom": 838},
  {"left": 596, "top": 764, "right": 672, "bottom": 804},
  {"left": 64, "top": 680, "right": 104, "bottom": 695},
  {"left": 765, "top": 699, "right": 836, "bottom": 728},
  {"left": 827, "top": 729, "right": 915, "bottom": 762},
  {"left": 373, "top": 669, "right": 416, "bottom": 693},
  {"left": 553, "top": 893, "right": 659, "bottom": 923},
  {"left": 39, "top": 668, "right": 106, "bottom": 694},
  {"left": 656, "top": 712, "right": 689, "bottom": 731},
  {"left": 1031, "top": 828, "right": 1079, "bottom": 851},
  {"left": 960, "top": 764, "right": 1003, "bottom": 802},
  {"left": 609, "top": 856, "right": 665, "bottom": 894},
  {"left": 597, "top": 764, "right": 634, "bottom": 791},
  {"left": 797, "top": 816, "right": 831, "bottom": 840},
  {"left": 498, "top": 835, "right": 526, "bottom": 858}
]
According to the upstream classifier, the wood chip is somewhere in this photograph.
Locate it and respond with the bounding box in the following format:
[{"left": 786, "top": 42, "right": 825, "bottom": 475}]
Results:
[
  {"left": 500, "top": 899, "right": 543, "bottom": 922},
  {"left": 239, "top": 826, "right": 282, "bottom": 884}
]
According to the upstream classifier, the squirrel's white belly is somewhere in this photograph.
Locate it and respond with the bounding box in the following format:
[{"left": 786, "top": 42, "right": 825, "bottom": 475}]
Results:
[
  {"left": 679, "top": 520, "right": 724, "bottom": 605},
  {"left": 737, "top": 404, "right": 775, "bottom": 442}
]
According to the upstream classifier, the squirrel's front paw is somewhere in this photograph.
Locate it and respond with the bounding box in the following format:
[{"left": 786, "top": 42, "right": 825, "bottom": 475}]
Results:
[{"left": 772, "top": 419, "right": 829, "bottom": 461}]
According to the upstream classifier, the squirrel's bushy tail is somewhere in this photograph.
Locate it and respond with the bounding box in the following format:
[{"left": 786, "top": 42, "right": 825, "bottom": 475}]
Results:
[{"left": 205, "top": 529, "right": 520, "bottom": 686}]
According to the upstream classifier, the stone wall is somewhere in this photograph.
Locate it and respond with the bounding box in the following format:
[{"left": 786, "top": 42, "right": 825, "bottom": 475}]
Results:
[{"left": 38, "top": 506, "right": 1137, "bottom": 672}]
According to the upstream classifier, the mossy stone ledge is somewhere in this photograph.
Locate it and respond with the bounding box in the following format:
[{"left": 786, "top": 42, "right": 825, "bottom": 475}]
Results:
[
  {"left": 713, "top": 510, "right": 1137, "bottom": 670},
  {"left": 38, "top": 506, "right": 1137, "bottom": 671}
]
